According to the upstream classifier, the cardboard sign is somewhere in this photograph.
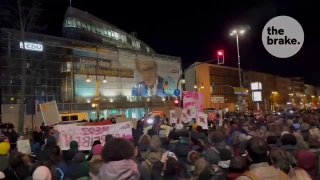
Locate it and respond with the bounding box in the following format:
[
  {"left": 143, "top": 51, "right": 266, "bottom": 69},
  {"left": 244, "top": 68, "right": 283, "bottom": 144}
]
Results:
[
  {"left": 197, "top": 112, "right": 208, "bottom": 129},
  {"left": 17, "top": 139, "right": 31, "bottom": 155},
  {"left": 40, "top": 101, "right": 61, "bottom": 126},
  {"left": 169, "top": 110, "right": 177, "bottom": 124},
  {"left": 56, "top": 122, "right": 132, "bottom": 150}
]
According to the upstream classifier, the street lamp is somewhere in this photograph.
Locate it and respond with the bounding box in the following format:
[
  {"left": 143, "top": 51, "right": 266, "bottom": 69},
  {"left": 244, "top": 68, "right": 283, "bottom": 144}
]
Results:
[{"left": 230, "top": 28, "right": 245, "bottom": 111}]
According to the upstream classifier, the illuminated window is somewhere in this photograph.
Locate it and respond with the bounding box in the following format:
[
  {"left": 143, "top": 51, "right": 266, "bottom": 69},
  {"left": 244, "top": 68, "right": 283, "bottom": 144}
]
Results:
[
  {"left": 81, "top": 22, "right": 86, "bottom": 29},
  {"left": 87, "top": 24, "right": 91, "bottom": 31},
  {"left": 76, "top": 20, "right": 81, "bottom": 27},
  {"left": 108, "top": 31, "right": 111, "bottom": 37},
  {"left": 114, "top": 32, "right": 119, "bottom": 40},
  {"left": 103, "top": 29, "right": 108, "bottom": 35},
  {"left": 111, "top": 31, "right": 115, "bottom": 39},
  {"left": 146, "top": 47, "right": 150, "bottom": 52}
]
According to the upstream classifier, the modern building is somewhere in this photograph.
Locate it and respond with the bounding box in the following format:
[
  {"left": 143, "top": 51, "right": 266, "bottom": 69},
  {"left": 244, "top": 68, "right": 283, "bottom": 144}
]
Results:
[
  {"left": 184, "top": 63, "right": 241, "bottom": 111},
  {"left": 0, "top": 7, "right": 181, "bottom": 128}
]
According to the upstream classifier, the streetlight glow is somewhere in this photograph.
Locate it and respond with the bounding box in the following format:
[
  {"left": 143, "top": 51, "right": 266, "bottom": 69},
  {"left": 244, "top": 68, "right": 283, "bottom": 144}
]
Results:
[
  {"left": 201, "top": 85, "right": 204, "bottom": 89},
  {"left": 194, "top": 85, "right": 198, "bottom": 89},
  {"left": 232, "top": 30, "right": 237, "bottom": 33},
  {"left": 240, "top": 29, "right": 245, "bottom": 34},
  {"left": 102, "top": 79, "right": 107, "bottom": 83},
  {"left": 86, "top": 78, "right": 91, "bottom": 83}
]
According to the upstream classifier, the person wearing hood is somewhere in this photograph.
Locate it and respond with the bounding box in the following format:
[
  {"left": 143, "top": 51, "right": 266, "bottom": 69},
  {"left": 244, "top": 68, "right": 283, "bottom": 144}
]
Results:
[
  {"left": 99, "top": 138, "right": 140, "bottom": 180},
  {"left": 65, "top": 152, "right": 90, "bottom": 179}
]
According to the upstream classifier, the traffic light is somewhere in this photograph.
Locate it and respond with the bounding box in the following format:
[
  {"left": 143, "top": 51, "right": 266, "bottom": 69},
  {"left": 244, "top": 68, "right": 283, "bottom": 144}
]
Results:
[
  {"left": 217, "top": 50, "right": 224, "bottom": 64},
  {"left": 174, "top": 99, "right": 179, "bottom": 106}
]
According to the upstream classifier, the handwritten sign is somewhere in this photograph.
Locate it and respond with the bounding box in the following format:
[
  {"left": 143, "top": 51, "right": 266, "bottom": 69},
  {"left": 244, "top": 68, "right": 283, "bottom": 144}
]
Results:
[
  {"left": 183, "top": 91, "right": 204, "bottom": 118},
  {"left": 40, "top": 101, "right": 61, "bottom": 126},
  {"left": 197, "top": 112, "right": 208, "bottom": 129},
  {"left": 17, "top": 140, "right": 31, "bottom": 155},
  {"left": 56, "top": 122, "right": 132, "bottom": 150}
]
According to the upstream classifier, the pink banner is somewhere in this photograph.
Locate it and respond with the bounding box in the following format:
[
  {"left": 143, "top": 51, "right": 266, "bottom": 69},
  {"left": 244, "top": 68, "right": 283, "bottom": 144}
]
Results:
[
  {"left": 182, "top": 91, "right": 204, "bottom": 119},
  {"left": 56, "top": 122, "right": 132, "bottom": 150}
]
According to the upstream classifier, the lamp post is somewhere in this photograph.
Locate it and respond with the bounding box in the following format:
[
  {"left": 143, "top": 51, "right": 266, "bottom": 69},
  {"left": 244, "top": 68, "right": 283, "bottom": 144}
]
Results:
[
  {"left": 86, "top": 74, "right": 107, "bottom": 121},
  {"left": 230, "top": 28, "right": 245, "bottom": 111}
]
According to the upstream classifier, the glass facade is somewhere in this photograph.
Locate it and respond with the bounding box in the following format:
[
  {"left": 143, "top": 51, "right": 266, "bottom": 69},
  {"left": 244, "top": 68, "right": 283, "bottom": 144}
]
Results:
[{"left": 0, "top": 28, "right": 181, "bottom": 119}]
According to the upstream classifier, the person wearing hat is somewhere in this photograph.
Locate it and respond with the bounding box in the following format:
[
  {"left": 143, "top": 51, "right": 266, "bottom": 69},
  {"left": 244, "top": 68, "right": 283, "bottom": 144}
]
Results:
[{"left": 0, "top": 142, "right": 10, "bottom": 171}]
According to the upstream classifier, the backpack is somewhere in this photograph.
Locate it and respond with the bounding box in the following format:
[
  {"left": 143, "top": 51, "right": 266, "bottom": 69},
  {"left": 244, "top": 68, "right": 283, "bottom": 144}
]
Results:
[
  {"left": 141, "top": 159, "right": 154, "bottom": 175},
  {"left": 242, "top": 170, "right": 287, "bottom": 180}
]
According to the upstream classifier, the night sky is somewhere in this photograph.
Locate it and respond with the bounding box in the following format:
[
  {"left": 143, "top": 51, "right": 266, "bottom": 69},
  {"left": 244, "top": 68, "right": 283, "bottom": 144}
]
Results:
[{"left": 2, "top": 0, "right": 319, "bottom": 85}]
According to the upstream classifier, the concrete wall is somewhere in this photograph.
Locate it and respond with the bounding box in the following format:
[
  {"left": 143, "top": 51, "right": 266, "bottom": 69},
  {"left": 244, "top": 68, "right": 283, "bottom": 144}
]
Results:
[{"left": 1, "top": 104, "right": 44, "bottom": 132}]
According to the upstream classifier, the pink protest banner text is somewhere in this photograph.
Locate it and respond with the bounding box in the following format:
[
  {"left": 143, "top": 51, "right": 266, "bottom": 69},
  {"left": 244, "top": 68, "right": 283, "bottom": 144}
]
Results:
[
  {"left": 182, "top": 91, "right": 204, "bottom": 118},
  {"left": 56, "top": 122, "right": 132, "bottom": 150}
]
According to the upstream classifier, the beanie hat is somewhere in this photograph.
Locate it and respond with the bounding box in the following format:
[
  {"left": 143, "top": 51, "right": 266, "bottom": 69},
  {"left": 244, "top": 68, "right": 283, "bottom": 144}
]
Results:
[
  {"left": 70, "top": 140, "right": 79, "bottom": 151},
  {"left": 0, "top": 142, "right": 10, "bottom": 155},
  {"left": 32, "top": 166, "right": 52, "bottom": 180},
  {"left": 92, "top": 144, "right": 103, "bottom": 155}
]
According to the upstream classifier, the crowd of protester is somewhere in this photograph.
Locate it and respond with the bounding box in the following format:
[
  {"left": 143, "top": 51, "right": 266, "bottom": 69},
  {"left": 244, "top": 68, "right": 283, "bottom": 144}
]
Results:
[{"left": 0, "top": 109, "right": 319, "bottom": 180}]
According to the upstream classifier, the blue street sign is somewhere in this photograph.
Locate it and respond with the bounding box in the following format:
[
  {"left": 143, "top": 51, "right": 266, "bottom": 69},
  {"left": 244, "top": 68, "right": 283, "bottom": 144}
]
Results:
[{"left": 174, "top": 89, "right": 181, "bottom": 96}]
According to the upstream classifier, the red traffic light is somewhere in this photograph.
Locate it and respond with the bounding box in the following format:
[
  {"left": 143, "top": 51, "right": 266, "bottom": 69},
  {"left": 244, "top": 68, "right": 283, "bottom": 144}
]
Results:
[
  {"left": 217, "top": 50, "right": 224, "bottom": 64},
  {"left": 174, "top": 99, "right": 179, "bottom": 104}
]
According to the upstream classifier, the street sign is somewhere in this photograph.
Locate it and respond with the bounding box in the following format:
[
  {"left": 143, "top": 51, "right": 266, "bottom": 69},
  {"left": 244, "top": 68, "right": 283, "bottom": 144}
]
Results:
[
  {"left": 174, "top": 89, "right": 181, "bottom": 96},
  {"left": 233, "top": 87, "right": 248, "bottom": 95}
]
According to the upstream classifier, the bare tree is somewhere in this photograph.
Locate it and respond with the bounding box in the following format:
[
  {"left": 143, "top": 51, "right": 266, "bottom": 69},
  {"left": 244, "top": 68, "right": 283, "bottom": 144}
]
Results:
[{"left": 1, "top": 0, "right": 43, "bottom": 134}]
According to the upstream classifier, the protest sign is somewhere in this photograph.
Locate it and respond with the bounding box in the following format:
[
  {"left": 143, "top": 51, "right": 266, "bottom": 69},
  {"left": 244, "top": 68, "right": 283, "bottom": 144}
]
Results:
[
  {"left": 197, "top": 112, "right": 208, "bottom": 129},
  {"left": 169, "top": 110, "right": 177, "bottom": 124},
  {"left": 17, "top": 139, "right": 31, "bottom": 155},
  {"left": 56, "top": 122, "right": 132, "bottom": 150},
  {"left": 40, "top": 101, "right": 61, "bottom": 125},
  {"left": 183, "top": 91, "right": 204, "bottom": 118}
]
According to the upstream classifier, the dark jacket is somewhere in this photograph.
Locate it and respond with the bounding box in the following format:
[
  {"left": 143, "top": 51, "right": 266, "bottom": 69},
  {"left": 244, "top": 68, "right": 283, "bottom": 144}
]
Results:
[
  {"left": 65, "top": 153, "right": 89, "bottom": 179},
  {"left": 132, "top": 76, "right": 166, "bottom": 97},
  {"left": 173, "top": 138, "right": 192, "bottom": 164}
]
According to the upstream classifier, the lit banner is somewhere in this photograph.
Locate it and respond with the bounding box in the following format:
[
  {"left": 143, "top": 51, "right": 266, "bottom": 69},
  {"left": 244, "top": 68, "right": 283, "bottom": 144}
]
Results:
[
  {"left": 73, "top": 48, "right": 181, "bottom": 100},
  {"left": 182, "top": 91, "right": 204, "bottom": 119},
  {"left": 132, "top": 54, "right": 180, "bottom": 97}
]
